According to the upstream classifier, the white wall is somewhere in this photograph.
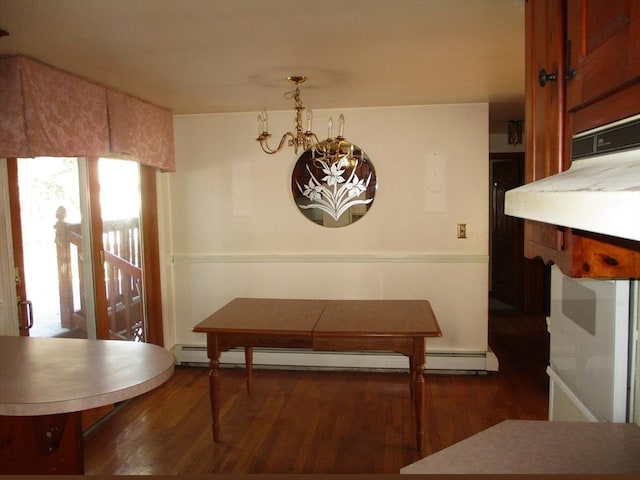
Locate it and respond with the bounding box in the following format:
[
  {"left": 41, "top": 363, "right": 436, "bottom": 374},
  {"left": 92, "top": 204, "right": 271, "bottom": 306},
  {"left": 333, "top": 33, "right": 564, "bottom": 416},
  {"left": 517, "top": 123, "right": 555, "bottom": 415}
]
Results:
[{"left": 163, "top": 103, "right": 490, "bottom": 364}]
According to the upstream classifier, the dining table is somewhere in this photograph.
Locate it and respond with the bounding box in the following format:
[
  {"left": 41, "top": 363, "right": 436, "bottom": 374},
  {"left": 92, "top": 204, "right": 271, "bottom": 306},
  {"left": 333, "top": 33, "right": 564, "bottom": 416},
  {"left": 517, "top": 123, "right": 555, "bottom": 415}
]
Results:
[
  {"left": 0, "top": 335, "right": 175, "bottom": 474},
  {"left": 193, "top": 297, "right": 442, "bottom": 453}
]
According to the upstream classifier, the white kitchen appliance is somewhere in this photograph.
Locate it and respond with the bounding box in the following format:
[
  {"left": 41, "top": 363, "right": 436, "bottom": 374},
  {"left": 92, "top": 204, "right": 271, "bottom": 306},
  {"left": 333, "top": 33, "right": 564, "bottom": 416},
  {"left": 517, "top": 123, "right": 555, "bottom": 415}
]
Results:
[
  {"left": 547, "top": 265, "right": 638, "bottom": 422},
  {"left": 505, "top": 115, "right": 640, "bottom": 424}
]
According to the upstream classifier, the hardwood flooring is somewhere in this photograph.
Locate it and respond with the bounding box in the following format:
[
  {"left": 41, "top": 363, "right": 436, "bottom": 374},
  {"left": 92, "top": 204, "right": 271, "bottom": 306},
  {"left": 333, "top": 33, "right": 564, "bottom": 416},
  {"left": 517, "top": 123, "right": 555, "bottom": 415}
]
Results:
[{"left": 83, "top": 305, "right": 550, "bottom": 474}]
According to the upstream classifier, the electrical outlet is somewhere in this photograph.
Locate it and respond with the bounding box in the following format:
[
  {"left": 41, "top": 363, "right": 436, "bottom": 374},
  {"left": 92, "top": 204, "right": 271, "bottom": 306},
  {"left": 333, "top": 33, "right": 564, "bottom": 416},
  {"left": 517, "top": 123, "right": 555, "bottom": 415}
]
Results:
[{"left": 457, "top": 223, "right": 467, "bottom": 239}]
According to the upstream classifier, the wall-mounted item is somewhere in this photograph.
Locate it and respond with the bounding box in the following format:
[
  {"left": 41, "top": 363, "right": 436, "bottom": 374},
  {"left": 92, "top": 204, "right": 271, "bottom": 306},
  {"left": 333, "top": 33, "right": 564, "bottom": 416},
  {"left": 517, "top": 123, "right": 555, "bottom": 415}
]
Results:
[
  {"left": 508, "top": 120, "right": 523, "bottom": 145},
  {"left": 291, "top": 144, "right": 376, "bottom": 227}
]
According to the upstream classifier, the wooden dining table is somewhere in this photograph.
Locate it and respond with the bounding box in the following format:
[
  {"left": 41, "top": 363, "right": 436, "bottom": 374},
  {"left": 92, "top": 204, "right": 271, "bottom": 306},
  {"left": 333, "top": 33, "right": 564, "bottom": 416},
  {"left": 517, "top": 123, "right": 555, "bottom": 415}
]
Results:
[
  {"left": 193, "top": 298, "right": 442, "bottom": 453},
  {"left": 0, "top": 336, "right": 175, "bottom": 474}
]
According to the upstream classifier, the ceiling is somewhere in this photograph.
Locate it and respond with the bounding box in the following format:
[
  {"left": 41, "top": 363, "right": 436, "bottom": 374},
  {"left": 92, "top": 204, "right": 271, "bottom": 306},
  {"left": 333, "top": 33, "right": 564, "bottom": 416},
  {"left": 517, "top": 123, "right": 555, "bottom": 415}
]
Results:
[{"left": 0, "top": 0, "right": 525, "bottom": 134}]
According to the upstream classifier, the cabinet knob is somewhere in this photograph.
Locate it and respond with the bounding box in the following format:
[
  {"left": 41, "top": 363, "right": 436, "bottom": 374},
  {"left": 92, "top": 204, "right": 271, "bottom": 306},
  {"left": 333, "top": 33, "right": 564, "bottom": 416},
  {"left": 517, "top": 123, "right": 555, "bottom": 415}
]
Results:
[{"left": 538, "top": 68, "right": 557, "bottom": 87}]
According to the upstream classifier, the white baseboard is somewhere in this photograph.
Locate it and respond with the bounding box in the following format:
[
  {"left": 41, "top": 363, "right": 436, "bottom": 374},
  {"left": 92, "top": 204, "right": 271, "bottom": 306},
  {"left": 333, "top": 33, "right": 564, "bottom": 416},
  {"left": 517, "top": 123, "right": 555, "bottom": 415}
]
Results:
[{"left": 173, "top": 344, "right": 499, "bottom": 373}]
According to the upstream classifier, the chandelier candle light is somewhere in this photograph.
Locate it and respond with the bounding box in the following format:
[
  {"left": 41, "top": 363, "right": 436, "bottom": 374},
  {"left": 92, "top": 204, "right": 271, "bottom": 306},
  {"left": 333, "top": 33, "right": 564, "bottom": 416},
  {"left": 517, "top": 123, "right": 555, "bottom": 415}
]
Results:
[
  {"left": 256, "top": 76, "right": 360, "bottom": 165},
  {"left": 258, "top": 76, "right": 376, "bottom": 226}
]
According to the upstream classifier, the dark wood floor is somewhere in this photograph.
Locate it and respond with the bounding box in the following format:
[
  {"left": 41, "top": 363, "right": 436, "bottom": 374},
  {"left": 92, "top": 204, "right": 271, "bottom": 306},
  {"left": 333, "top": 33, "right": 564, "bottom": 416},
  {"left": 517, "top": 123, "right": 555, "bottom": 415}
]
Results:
[{"left": 83, "top": 304, "right": 550, "bottom": 474}]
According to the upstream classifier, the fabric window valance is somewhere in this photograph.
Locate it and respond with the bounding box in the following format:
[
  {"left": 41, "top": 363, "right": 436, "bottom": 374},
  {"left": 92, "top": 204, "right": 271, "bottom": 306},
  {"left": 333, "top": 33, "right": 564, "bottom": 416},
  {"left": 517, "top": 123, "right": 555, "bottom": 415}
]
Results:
[{"left": 0, "top": 55, "right": 175, "bottom": 172}]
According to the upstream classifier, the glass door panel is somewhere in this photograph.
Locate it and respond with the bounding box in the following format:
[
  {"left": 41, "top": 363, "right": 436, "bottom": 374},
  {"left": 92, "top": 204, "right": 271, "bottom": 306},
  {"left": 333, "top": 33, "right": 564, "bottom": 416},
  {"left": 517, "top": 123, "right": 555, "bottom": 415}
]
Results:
[
  {"left": 13, "top": 157, "right": 96, "bottom": 338},
  {"left": 98, "top": 158, "right": 146, "bottom": 342}
]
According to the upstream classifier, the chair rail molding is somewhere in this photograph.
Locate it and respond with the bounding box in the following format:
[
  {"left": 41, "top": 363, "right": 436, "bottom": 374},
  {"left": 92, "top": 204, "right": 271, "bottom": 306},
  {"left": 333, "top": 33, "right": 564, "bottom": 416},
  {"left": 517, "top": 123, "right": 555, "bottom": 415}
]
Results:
[{"left": 170, "top": 253, "right": 489, "bottom": 264}]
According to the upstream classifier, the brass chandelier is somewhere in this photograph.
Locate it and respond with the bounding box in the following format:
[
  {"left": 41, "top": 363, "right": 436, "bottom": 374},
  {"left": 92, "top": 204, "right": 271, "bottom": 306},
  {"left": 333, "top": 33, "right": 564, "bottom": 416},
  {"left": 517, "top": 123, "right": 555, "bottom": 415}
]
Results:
[{"left": 256, "top": 76, "right": 362, "bottom": 165}]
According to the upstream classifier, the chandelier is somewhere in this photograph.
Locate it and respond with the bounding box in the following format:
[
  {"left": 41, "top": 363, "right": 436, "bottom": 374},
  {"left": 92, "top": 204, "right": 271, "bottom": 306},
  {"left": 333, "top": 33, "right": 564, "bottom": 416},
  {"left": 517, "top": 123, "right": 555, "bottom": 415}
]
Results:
[{"left": 256, "top": 76, "right": 362, "bottom": 166}]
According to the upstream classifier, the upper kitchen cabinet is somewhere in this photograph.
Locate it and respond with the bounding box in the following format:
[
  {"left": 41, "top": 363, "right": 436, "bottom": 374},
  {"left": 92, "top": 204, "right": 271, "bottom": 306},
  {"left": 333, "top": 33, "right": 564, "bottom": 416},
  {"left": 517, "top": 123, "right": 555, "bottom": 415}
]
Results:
[
  {"left": 526, "top": 0, "right": 567, "bottom": 181},
  {"left": 523, "top": 0, "right": 640, "bottom": 278},
  {"left": 523, "top": 0, "right": 567, "bottom": 268},
  {"left": 566, "top": 0, "right": 640, "bottom": 133}
]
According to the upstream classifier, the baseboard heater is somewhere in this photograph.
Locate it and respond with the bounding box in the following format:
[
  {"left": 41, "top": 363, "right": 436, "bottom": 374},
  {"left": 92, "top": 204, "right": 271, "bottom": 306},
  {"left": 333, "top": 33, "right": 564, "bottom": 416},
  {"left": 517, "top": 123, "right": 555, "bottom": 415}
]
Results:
[{"left": 173, "top": 344, "right": 498, "bottom": 372}]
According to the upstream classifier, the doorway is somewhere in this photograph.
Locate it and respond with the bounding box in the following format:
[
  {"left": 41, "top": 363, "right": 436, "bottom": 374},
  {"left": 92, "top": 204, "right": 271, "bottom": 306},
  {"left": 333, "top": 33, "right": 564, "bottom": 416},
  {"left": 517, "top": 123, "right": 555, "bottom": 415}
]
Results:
[
  {"left": 8, "top": 157, "right": 147, "bottom": 340},
  {"left": 489, "top": 152, "right": 547, "bottom": 314}
]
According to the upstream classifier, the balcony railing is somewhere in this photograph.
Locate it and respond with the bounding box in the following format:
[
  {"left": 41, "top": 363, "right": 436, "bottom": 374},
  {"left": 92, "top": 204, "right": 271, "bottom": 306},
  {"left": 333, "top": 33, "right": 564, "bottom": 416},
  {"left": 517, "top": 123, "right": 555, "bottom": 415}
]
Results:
[{"left": 55, "top": 206, "right": 144, "bottom": 341}]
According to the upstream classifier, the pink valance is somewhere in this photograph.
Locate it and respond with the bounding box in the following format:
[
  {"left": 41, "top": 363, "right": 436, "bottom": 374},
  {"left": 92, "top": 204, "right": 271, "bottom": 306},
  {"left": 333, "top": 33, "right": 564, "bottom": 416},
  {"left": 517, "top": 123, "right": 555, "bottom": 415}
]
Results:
[
  {"left": 107, "top": 90, "right": 175, "bottom": 171},
  {"left": 0, "top": 56, "right": 29, "bottom": 155},
  {"left": 0, "top": 55, "right": 175, "bottom": 172}
]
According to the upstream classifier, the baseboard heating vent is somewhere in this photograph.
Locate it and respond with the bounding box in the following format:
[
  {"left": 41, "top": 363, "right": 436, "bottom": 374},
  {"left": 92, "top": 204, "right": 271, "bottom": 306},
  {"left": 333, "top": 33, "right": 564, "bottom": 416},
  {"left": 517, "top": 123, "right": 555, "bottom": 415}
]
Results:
[{"left": 173, "top": 344, "right": 498, "bottom": 372}]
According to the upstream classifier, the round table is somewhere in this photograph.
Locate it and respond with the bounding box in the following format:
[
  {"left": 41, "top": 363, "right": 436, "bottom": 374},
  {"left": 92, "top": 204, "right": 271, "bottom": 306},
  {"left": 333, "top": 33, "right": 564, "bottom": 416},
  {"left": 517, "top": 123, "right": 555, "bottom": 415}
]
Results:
[{"left": 0, "top": 336, "right": 174, "bottom": 474}]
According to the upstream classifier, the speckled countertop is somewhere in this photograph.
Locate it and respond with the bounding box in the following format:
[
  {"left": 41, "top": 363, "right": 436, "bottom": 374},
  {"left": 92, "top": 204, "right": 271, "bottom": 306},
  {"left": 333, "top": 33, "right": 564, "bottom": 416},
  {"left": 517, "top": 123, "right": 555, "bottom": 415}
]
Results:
[
  {"left": 0, "top": 336, "right": 175, "bottom": 416},
  {"left": 400, "top": 420, "right": 640, "bottom": 474}
]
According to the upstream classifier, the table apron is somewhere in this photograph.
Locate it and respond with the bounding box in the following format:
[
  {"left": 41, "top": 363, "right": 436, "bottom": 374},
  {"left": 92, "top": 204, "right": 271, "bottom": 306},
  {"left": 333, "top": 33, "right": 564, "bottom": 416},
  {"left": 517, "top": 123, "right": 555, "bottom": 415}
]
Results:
[
  {"left": 312, "top": 335, "right": 424, "bottom": 358},
  {"left": 208, "top": 332, "right": 313, "bottom": 356}
]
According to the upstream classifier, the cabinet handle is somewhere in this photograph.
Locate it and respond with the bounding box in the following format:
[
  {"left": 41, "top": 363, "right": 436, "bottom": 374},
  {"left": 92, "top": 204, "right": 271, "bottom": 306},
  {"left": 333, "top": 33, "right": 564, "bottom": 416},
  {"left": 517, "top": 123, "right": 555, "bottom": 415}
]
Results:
[{"left": 538, "top": 69, "right": 557, "bottom": 87}]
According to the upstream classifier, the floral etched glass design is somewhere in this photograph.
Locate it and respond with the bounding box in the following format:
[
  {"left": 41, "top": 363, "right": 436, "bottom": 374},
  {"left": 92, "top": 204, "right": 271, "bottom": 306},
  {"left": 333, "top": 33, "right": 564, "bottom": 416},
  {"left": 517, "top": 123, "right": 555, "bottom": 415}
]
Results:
[{"left": 291, "top": 144, "right": 376, "bottom": 227}]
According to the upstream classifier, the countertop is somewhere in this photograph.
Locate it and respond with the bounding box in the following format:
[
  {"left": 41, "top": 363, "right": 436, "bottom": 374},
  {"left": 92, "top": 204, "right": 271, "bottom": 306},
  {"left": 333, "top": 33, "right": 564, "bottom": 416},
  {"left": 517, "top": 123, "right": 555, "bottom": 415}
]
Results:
[
  {"left": 400, "top": 419, "right": 640, "bottom": 474},
  {"left": 0, "top": 336, "right": 175, "bottom": 416}
]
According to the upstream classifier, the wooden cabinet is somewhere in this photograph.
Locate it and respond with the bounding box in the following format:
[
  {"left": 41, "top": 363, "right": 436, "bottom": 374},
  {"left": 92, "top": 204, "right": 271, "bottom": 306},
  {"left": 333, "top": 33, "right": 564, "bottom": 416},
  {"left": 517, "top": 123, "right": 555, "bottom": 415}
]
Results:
[
  {"left": 566, "top": 0, "right": 640, "bottom": 131},
  {"left": 524, "top": 0, "right": 640, "bottom": 278},
  {"left": 523, "top": 0, "right": 567, "bottom": 267}
]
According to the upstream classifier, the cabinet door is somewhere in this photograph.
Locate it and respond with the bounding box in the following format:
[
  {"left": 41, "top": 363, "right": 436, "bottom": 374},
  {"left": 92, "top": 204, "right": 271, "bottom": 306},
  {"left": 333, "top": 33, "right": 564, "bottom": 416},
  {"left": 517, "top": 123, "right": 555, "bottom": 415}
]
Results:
[
  {"left": 524, "top": 0, "right": 568, "bottom": 260},
  {"left": 523, "top": 0, "right": 640, "bottom": 278},
  {"left": 526, "top": 0, "right": 567, "bottom": 182},
  {"left": 566, "top": 0, "right": 640, "bottom": 113}
]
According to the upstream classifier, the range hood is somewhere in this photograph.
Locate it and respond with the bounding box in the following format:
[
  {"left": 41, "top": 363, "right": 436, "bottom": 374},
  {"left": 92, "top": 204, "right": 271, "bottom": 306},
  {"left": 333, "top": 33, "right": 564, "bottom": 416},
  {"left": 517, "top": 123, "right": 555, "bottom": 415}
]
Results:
[{"left": 505, "top": 117, "right": 640, "bottom": 242}]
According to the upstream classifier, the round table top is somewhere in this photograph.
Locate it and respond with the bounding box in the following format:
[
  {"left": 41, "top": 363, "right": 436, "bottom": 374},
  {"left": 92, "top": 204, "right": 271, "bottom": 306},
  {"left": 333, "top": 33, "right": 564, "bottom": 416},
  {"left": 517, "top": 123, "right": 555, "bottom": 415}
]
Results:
[{"left": 0, "top": 336, "right": 175, "bottom": 416}]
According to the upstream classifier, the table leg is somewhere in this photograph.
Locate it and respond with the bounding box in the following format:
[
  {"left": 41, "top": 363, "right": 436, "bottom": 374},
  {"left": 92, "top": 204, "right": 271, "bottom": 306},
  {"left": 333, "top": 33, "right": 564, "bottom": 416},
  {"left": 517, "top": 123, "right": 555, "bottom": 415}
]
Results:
[
  {"left": 209, "top": 354, "right": 221, "bottom": 442},
  {"left": 409, "top": 355, "right": 414, "bottom": 399},
  {"left": 412, "top": 338, "right": 426, "bottom": 454},
  {"left": 245, "top": 346, "right": 253, "bottom": 394}
]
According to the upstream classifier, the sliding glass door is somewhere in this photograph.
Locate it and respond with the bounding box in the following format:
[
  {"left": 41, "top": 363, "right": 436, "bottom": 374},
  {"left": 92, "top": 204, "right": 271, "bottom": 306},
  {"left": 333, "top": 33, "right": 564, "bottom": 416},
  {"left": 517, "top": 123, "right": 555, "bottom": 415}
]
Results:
[
  {"left": 9, "top": 157, "right": 95, "bottom": 337},
  {"left": 7, "top": 156, "right": 160, "bottom": 342},
  {"left": 98, "top": 158, "right": 146, "bottom": 341}
]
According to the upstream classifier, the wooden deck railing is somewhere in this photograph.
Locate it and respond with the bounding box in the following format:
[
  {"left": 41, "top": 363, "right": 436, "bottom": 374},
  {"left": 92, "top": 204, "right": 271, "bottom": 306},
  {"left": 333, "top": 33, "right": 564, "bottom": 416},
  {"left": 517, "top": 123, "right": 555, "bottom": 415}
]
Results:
[{"left": 55, "top": 206, "right": 145, "bottom": 341}]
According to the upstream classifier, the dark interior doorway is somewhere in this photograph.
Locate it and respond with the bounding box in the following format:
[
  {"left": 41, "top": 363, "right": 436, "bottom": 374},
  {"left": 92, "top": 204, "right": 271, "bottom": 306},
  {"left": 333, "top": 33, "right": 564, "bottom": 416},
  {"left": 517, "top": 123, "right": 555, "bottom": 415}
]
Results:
[{"left": 489, "top": 152, "right": 547, "bottom": 314}]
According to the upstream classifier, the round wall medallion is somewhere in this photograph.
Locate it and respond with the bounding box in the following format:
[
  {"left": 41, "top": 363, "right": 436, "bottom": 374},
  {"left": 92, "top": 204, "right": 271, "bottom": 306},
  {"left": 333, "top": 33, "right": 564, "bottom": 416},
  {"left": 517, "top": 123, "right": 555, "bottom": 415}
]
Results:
[{"left": 291, "top": 143, "right": 377, "bottom": 227}]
